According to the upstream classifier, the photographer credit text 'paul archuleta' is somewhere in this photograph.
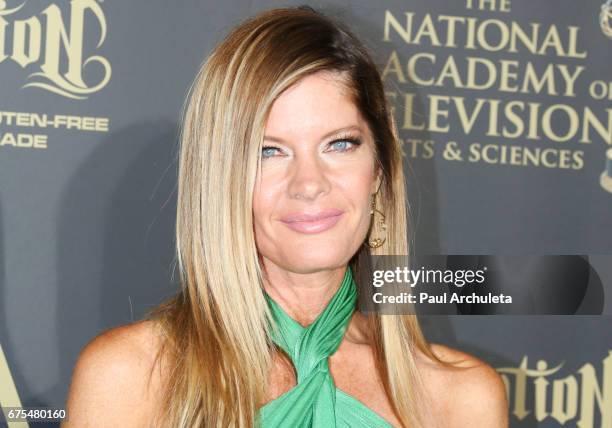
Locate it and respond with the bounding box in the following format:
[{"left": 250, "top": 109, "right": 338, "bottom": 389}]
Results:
[{"left": 371, "top": 266, "right": 513, "bottom": 305}]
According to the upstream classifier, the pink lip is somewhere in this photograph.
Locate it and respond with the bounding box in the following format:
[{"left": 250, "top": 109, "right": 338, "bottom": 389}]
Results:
[{"left": 280, "top": 209, "right": 344, "bottom": 234}]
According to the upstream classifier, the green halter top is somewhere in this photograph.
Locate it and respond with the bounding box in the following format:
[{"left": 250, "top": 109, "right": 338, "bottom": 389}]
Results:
[{"left": 258, "top": 266, "right": 394, "bottom": 428}]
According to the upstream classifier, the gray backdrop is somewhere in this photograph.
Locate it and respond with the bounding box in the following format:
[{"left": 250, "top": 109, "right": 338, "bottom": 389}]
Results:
[{"left": 0, "top": 0, "right": 610, "bottom": 427}]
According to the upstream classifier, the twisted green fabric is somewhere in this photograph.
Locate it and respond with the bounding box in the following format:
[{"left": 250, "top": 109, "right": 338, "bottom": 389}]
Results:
[{"left": 258, "top": 266, "right": 393, "bottom": 428}]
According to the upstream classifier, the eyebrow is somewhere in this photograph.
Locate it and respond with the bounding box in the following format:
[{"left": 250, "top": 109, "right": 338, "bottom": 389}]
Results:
[{"left": 263, "top": 125, "right": 363, "bottom": 143}]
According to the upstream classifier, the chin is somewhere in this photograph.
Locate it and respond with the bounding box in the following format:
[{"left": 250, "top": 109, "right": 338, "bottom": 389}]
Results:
[{"left": 281, "top": 244, "right": 354, "bottom": 273}]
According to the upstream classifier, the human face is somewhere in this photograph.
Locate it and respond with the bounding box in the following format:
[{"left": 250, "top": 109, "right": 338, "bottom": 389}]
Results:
[{"left": 253, "top": 71, "right": 382, "bottom": 275}]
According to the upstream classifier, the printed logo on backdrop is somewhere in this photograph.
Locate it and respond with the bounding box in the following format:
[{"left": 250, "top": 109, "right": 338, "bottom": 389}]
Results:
[
  {"left": 0, "top": 344, "right": 29, "bottom": 428},
  {"left": 0, "top": 0, "right": 111, "bottom": 99},
  {"left": 497, "top": 351, "right": 612, "bottom": 428},
  {"left": 382, "top": 0, "right": 612, "bottom": 193},
  {"left": 0, "top": 0, "right": 111, "bottom": 151},
  {"left": 599, "top": 1, "right": 612, "bottom": 193},
  {"left": 601, "top": 0, "right": 612, "bottom": 39}
]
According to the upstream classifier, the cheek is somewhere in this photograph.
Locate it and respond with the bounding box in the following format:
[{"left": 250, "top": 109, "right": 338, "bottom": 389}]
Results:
[
  {"left": 336, "top": 161, "right": 377, "bottom": 206},
  {"left": 334, "top": 166, "right": 376, "bottom": 235},
  {"left": 252, "top": 179, "right": 281, "bottom": 238},
  {"left": 252, "top": 188, "right": 270, "bottom": 228}
]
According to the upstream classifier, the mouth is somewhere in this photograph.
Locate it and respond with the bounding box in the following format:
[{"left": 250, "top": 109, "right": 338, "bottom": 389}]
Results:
[{"left": 279, "top": 210, "right": 344, "bottom": 234}]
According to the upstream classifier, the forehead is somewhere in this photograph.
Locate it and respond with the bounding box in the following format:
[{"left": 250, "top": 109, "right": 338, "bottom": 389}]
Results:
[{"left": 264, "top": 71, "right": 365, "bottom": 139}]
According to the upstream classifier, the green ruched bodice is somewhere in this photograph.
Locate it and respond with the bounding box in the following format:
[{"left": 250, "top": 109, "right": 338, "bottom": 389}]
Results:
[{"left": 258, "top": 266, "right": 394, "bottom": 428}]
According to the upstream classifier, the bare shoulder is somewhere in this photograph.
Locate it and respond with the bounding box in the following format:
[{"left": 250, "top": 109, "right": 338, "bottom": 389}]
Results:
[
  {"left": 62, "top": 320, "right": 167, "bottom": 427},
  {"left": 418, "top": 343, "right": 509, "bottom": 428}
]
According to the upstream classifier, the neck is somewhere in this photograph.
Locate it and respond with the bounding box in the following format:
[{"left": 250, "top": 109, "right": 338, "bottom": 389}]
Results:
[{"left": 262, "top": 262, "right": 347, "bottom": 326}]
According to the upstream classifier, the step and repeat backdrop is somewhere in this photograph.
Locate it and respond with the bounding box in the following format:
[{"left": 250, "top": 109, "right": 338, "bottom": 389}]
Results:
[{"left": 0, "top": 0, "right": 611, "bottom": 427}]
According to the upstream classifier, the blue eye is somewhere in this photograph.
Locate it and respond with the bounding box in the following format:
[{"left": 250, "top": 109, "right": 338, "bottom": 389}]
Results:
[
  {"left": 329, "top": 138, "right": 361, "bottom": 152},
  {"left": 261, "top": 146, "right": 281, "bottom": 159}
]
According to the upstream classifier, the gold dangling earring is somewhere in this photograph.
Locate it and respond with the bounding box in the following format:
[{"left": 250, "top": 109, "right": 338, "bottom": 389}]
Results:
[{"left": 366, "top": 194, "right": 386, "bottom": 249}]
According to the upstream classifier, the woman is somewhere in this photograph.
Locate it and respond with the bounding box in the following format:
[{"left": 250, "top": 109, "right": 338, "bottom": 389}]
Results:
[{"left": 63, "top": 6, "right": 508, "bottom": 428}]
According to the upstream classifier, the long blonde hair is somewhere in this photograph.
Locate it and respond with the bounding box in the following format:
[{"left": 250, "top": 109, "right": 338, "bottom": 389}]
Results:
[{"left": 144, "top": 6, "right": 443, "bottom": 427}]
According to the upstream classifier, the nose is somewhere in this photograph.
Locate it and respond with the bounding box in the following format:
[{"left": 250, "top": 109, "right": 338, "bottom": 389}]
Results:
[{"left": 287, "top": 152, "right": 331, "bottom": 201}]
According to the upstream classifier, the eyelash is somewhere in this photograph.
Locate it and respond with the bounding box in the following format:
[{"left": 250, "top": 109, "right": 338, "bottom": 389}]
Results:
[{"left": 261, "top": 136, "right": 362, "bottom": 159}]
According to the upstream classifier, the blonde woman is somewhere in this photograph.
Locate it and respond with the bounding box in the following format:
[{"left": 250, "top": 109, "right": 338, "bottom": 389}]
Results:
[{"left": 63, "top": 6, "right": 508, "bottom": 428}]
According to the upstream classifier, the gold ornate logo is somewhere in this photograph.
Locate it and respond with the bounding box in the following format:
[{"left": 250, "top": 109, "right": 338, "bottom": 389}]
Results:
[
  {"left": 601, "top": 0, "right": 612, "bottom": 39},
  {"left": 0, "top": 344, "right": 29, "bottom": 428},
  {"left": 498, "top": 352, "right": 612, "bottom": 426},
  {"left": 0, "top": 0, "right": 111, "bottom": 100},
  {"left": 601, "top": 148, "right": 612, "bottom": 193}
]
